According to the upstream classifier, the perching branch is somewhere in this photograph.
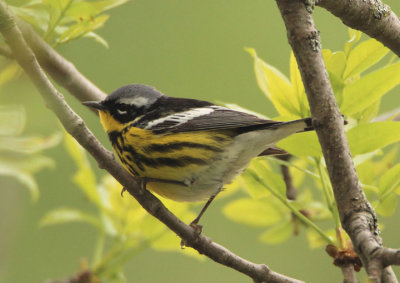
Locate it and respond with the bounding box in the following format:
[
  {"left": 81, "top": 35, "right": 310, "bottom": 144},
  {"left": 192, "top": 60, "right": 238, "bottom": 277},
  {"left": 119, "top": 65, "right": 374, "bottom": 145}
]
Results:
[
  {"left": 276, "top": 155, "right": 297, "bottom": 200},
  {"left": 276, "top": 0, "right": 400, "bottom": 282},
  {"left": 15, "top": 19, "right": 106, "bottom": 102},
  {"left": 0, "top": 1, "right": 302, "bottom": 282},
  {"left": 0, "top": 18, "right": 105, "bottom": 102},
  {"left": 316, "top": 0, "right": 400, "bottom": 57}
]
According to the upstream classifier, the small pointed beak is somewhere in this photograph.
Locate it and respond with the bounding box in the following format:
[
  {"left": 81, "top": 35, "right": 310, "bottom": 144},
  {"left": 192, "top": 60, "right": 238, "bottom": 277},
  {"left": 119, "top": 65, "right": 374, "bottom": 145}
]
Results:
[{"left": 82, "top": 101, "right": 107, "bottom": 111}]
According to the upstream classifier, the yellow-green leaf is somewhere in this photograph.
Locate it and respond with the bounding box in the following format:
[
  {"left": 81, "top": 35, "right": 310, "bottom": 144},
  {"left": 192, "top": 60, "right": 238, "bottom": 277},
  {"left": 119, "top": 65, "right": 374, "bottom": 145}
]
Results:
[
  {"left": 347, "top": 122, "right": 400, "bottom": 156},
  {"left": 323, "top": 50, "right": 346, "bottom": 79},
  {"left": 375, "top": 194, "right": 398, "bottom": 217},
  {"left": 290, "top": 52, "right": 309, "bottom": 117},
  {"left": 0, "top": 105, "right": 25, "bottom": 136},
  {"left": 344, "top": 39, "right": 389, "bottom": 79},
  {"left": 223, "top": 198, "right": 283, "bottom": 227},
  {"left": 306, "top": 228, "right": 335, "bottom": 249},
  {"left": 0, "top": 166, "right": 39, "bottom": 202},
  {"left": 379, "top": 163, "right": 400, "bottom": 197},
  {"left": 277, "top": 131, "right": 322, "bottom": 157},
  {"left": 0, "top": 61, "right": 22, "bottom": 86},
  {"left": 0, "top": 133, "right": 61, "bottom": 154},
  {"left": 64, "top": 133, "right": 100, "bottom": 205},
  {"left": 246, "top": 48, "right": 299, "bottom": 118},
  {"left": 341, "top": 61, "right": 400, "bottom": 115},
  {"left": 259, "top": 219, "right": 293, "bottom": 245},
  {"left": 40, "top": 208, "right": 102, "bottom": 229},
  {"left": 344, "top": 29, "right": 362, "bottom": 56}
]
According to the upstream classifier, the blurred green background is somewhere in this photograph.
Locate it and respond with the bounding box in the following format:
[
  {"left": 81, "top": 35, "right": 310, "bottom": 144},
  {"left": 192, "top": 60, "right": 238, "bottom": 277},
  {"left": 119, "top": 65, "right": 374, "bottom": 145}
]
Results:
[{"left": 1, "top": 0, "right": 400, "bottom": 282}]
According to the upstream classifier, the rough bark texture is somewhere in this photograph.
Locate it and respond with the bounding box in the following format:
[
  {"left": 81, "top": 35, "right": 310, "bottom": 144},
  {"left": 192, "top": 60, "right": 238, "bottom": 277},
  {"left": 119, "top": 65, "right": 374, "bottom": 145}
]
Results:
[
  {"left": 0, "top": 1, "right": 303, "bottom": 282},
  {"left": 317, "top": 0, "right": 400, "bottom": 57},
  {"left": 276, "top": 0, "right": 399, "bottom": 282}
]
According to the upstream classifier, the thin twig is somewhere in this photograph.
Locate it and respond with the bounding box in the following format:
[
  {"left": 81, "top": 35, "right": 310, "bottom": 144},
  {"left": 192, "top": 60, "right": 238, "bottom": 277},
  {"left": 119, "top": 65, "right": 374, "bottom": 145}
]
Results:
[
  {"left": 0, "top": 1, "right": 302, "bottom": 282},
  {"left": 276, "top": 155, "right": 297, "bottom": 200},
  {"left": 276, "top": 0, "right": 400, "bottom": 282}
]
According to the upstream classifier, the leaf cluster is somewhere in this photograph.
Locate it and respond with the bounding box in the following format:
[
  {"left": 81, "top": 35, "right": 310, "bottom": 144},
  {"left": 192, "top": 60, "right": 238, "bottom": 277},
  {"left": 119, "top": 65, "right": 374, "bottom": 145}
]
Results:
[
  {"left": 40, "top": 134, "right": 201, "bottom": 282},
  {"left": 224, "top": 30, "right": 400, "bottom": 250},
  {"left": 0, "top": 104, "right": 60, "bottom": 201},
  {"left": 10, "top": 0, "right": 129, "bottom": 47}
]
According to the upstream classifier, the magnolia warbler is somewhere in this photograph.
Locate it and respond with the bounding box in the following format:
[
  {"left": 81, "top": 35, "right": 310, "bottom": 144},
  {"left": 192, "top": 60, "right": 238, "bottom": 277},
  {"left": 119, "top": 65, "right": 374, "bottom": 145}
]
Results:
[{"left": 83, "top": 84, "right": 313, "bottom": 225}]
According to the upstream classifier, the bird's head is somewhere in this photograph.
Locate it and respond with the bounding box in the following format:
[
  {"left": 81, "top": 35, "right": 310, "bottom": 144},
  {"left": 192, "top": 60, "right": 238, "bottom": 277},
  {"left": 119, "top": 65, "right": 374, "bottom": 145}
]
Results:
[{"left": 83, "top": 84, "right": 163, "bottom": 132}]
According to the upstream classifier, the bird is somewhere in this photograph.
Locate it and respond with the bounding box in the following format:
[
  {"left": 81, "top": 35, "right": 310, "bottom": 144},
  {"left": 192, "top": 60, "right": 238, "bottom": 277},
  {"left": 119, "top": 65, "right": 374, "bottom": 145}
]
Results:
[{"left": 83, "top": 84, "right": 313, "bottom": 226}]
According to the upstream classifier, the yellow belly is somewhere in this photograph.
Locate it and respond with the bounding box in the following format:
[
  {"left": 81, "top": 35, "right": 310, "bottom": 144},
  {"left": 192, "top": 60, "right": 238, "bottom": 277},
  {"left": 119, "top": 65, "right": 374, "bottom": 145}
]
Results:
[{"left": 111, "top": 126, "right": 232, "bottom": 200}]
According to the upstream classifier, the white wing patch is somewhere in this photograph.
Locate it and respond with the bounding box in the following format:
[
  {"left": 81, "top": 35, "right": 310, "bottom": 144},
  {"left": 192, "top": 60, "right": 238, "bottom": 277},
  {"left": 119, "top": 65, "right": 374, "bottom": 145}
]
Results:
[
  {"left": 118, "top": 96, "right": 149, "bottom": 107},
  {"left": 144, "top": 107, "right": 220, "bottom": 129}
]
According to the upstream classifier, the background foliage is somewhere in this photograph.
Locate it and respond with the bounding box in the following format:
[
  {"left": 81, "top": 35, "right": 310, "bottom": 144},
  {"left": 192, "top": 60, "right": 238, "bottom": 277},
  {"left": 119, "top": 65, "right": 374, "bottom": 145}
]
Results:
[{"left": 1, "top": 0, "right": 400, "bottom": 282}]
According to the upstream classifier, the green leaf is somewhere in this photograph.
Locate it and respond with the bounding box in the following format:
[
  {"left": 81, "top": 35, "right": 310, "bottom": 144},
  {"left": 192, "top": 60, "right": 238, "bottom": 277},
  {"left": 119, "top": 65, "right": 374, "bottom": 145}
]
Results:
[
  {"left": 84, "top": 32, "right": 109, "bottom": 48},
  {"left": 306, "top": 228, "right": 335, "bottom": 249},
  {"left": 67, "top": 0, "right": 129, "bottom": 19},
  {"left": 242, "top": 160, "right": 273, "bottom": 199},
  {"left": 40, "top": 208, "right": 102, "bottom": 228},
  {"left": 223, "top": 198, "right": 283, "bottom": 227},
  {"left": 241, "top": 170, "right": 270, "bottom": 199},
  {"left": 11, "top": 4, "right": 50, "bottom": 33},
  {"left": 64, "top": 133, "right": 100, "bottom": 205},
  {"left": 344, "top": 39, "right": 389, "bottom": 79},
  {"left": 323, "top": 50, "right": 346, "bottom": 79},
  {"left": 246, "top": 48, "right": 299, "bottom": 118},
  {"left": 57, "top": 15, "right": 109, "bottom": 44},
  {"left": 341, "top": 61, "right": 400, "bottom": 115},
  {"left": 0, "top": 154, "right": 54, "bottom": 173},
  {"left": 344, "top": 29, "right": 362, "bottom": 56},
  {"left": 379, "top": 163, "right": 400, "bottom": 197},
  {"left": 259, "top": 219, "right": 293, "bottom": 245},
  {"left": 277, "top": 131, "right": 322, "bottom": 157},
  {"left": 375, "top": 194, "right": 398, "bottom": 217},
  {"left": 290, "top": 52, "right": 309, "bottom": 117},
  {"left": 0, "top": 105, "right": 25, "bottom": 136},
  {"left": 347, "top": 122, "right": 400, "bottom": 155},
  {"left": 0, "top": 166, "right": 39, "bottom": 202},
  {"left": 0, "top": 133, "right": 61, "bottom": 153},
  {"left": 0, "top": 61, "right": 22, "bottom": 86},
  {"left": 355, "top": 99, "right": 380, "bottom": 123},
  {"left": 323, "top": 50, "right": 346, "bottom": 106}
]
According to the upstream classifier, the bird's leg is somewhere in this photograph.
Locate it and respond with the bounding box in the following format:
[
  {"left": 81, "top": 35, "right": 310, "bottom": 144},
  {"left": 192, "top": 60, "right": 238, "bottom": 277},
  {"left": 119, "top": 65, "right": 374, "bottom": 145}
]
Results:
[
  {"left": 120, "top": 177, "right": 187, "bottom": 197},
  {"left": 181, "top": 187, "right": 222, "bottom": 248},
  {"left": 190, "top": 186, "right": 223, "bottom": 228}
]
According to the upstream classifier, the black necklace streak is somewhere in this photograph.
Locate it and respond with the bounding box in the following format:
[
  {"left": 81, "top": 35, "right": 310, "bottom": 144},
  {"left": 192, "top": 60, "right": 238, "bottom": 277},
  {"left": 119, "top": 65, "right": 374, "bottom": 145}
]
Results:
[{"left": 107, "top": 131, "right": 209, "bottom": 175}]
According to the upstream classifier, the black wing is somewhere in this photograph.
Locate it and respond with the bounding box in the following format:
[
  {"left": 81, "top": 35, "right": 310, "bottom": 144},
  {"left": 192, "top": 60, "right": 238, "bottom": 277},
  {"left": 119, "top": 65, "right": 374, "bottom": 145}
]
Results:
[{"left": 146, "top": 106, "right": 281, "bottom": 134}]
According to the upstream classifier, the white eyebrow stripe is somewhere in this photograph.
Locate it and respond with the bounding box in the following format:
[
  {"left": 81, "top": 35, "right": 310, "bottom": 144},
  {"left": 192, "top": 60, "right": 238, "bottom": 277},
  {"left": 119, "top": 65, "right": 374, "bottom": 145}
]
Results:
[
  {"left": 118, "top": 96, "right": 149, "bottom": 107},
  {"left": 144, "top": 107, "right": 217, "bottom": 129}
]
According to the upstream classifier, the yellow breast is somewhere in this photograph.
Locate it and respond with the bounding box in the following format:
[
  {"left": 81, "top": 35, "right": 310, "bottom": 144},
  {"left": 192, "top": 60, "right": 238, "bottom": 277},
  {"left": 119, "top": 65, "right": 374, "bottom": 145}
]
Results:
[{"left": 98, "top": 109, "right": 233, "bottom": 201}]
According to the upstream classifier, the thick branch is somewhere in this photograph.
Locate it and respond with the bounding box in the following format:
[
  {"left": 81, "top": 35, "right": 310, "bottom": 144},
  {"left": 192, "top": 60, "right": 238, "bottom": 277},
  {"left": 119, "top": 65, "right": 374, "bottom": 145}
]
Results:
[
  {"left": 276, "top": 0, "right": 399, "bottom": 282},
  {"left": 0, "top": 1, "right": 302, "bottom": 282},
  {"left": 0, "top": 19, "right": 105, "bottom": 104},
  {"left": 18, "top": 19, "right": 105, "bottom": 102},
  {"left": 316, "top": 0, "right": 400, "bottom": 57},
  {"left": 341, "top": 264, "right": 358, "bottom": 283}
]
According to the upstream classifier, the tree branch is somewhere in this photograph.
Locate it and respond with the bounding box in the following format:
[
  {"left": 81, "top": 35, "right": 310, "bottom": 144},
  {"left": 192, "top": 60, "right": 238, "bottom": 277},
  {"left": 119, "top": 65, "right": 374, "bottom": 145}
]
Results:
[
  {"left": 276, "top": 0, "right": 400, "bottom": 282},
  {"left": 341, "top": 264, "right": 358, "bottom": 283},
  {"left": 0, "top": 1, "right": 302, "bottom": 282},
  {"left": 0, "top": 18, "right": 106, "bottom": 102},
  {"left": 316, "top": 0, "right": 400, "bottom": 57}
]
